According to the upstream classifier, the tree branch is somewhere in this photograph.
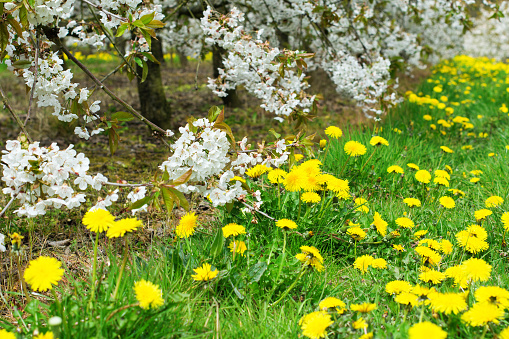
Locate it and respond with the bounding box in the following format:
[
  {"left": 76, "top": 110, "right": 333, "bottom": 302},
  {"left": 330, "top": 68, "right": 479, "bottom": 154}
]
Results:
[{"left": 0, "top": 86, "right": 33, "bottom": 143}]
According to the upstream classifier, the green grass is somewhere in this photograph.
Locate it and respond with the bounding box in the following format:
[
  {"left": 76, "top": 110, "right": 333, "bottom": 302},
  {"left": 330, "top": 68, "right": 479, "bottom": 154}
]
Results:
[{"left": 3, "top": 55, "right": 509, "bottom": 338}]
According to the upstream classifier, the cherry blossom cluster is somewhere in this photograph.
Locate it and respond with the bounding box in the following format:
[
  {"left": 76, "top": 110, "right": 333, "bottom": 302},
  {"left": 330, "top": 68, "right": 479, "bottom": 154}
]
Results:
[
  {"left": 201, "top": 7, "right": 316, "bottom": 118},
  {"left": 1, "top": 140, "right": 108, "bottom": 217}
]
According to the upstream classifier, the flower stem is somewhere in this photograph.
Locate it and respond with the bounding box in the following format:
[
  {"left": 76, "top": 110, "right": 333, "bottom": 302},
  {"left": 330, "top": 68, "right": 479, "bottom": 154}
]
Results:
[
  {"left": 15, "top": 255, "right": 30, "bottom": 303},
  {"left": 267, "top": 231, "right": 287, "bottom": 302},
  {"left": 339, "top": 155, "right": 351, "bottom": 177},
  {"left": 270, "top": 267, "right": 306, "bottom": 308},
  {"left": 359, "top": 149, "right": 376, "bottom": 174},
  {"left": 112, "top": 237, "right": 129, "bottom": 301},
  {"left": 89, "top": 233, "right": 99, "bottom": 305}
]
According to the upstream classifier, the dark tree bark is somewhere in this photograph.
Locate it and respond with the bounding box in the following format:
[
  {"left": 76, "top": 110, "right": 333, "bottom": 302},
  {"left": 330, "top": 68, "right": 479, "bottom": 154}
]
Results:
[
  {"left": 212, "top": 45, "right": 242, "bottom": 108},
  {"left": 136, "top": 37, "right": 172, "bottom": 130}
]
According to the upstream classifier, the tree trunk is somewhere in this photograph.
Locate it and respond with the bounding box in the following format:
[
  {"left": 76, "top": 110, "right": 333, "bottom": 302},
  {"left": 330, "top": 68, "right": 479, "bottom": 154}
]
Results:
[
  {"left": 136, "top": 37, "right": 172, "bottom": 130},
  {"left": 212, "top": 45, "right": 242, "bottom": 108}
]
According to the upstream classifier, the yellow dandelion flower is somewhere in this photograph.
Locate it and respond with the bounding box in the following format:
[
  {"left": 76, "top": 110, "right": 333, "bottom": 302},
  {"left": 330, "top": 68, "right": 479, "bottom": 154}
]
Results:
[
  {"left": 230, "top": 176, "right": 246, "bottom": 183},
  {"left": 415, "top": 246, "right": 442, "bottom": 266},
  {"left": 33, "top": 333, "right": 53, "bottom": 339},
  {"left": 434, "top": 170, "right": 450, "bottom": 180},
  {"left": 344, "top": 141, "right": 367, "bottom": 157},
  {"left": 414, "top": 230, "right": 428, "bottom": 240},
  {"left": 276, "top": 219, "right": 298, "bottom": 230},
  {"left": 228, "top": 240, "right": 247, "bottom": 256},
  {"left": 485, "top": 196, "right": 503, "bottom": 208},
  {"left": 175, "top": 211, "right": 197, "bottom": 238},
  {"left": 371, "top": 258, "right": 387, "bottom": 269},
  {"left": 439, "top": 196, "right": 455, "bottom": 209},
  {"left": 24, "top": 256, "right": 64, "bottom": 292},
  {"left": 404, "top": 198, "right": 421, "bottom": 207},
  {"left": 434, "top": 177, "right": 449, "bottom": 187},
  {"left": 395, "top": 292, "right": 418, "bottom": 307},
  {"left": 393, "top": 244, "right": 405, "bottom": 252},
  {"left": 448, "top": 188, "right": 465, "bottom": 196},
  {"left": 319, "top": 139, "right": 327, "bottom": 148},
  {"left": 396, "top": 217, "right": 415, "bottom": 229},
  {"left": 134, "top": 280, "right": 164, "bottom": 310},
  {"left": 296, "top": 246, "right": 324, "bottom": 272},
  {"left": 267, "top": 169, "right": 287, "bottom": 184},
  {"left": 354, "top": 198, "right": 369, "bottom": 213},
  {"left": 408, "top": 322, "right": 447, "bottom": 339},
  {"left": 502, "top": 212, "right": 509, "bottom": 231},
  {"left": 415, "top": 170, "right": 431, "bottom": 184},
  {"left": 352, "top": 317, "right": 368, "bottom": 329},
  {"left": 192, "top": 263, "right": 219, "bottom": 281},
  {"left": 407, "top": 163, "right": 420, "bottom": 170},
  {"left": 500, "top": 328, "right": 509, "bottom": 339},
  {"left": 429, "top": 292, "right": 467, "bottom": 314},
  {"left": 0, "top": 330, "right": 16, "bottom": 339},
  {"left": 353, "top": 255, "right": 374, "bottom": 274},
  {"left": 475, "top": 286, "right": 509, "bottom": 309},
  {"left": 347, "top": 227, "right": 366, "bottom": 241},
  {"left": 245, "top": 164, "right": 271, "bottom": 178},
  {"left": 106, "top": 218, "right": 142, "bottom": 238},
  {"left": 372, "top": 212, "right": 388, "bottom": 236},
  {"left": 319, "top": 297, "right": 346, "bottom": 314},
  {"left": 294, "top": 154, "right": 304, "bottom": 162},
  {"left": 350, "top": 303, "right": 377, "bottom": 313},
  {"left": 475, "top": 209, "right": 492, "bottom": 221},
  {"left": 222, "top": 223, "right": 246, "bottom": 238},
  {"left": 82, "top": 208, "right": 115, "bottom": 233},
  {"left": 461, "top": 301, "right": 504, "bottom": 327},
  {"left": 326, "top": 177, "right": 349, "bottom": 193},
  {"left": 439, "top": 240, "right": 453, "bottom": 254},
  {"left": 470, "top": 177, "right": 480, "bottom": 183},
  {"left": 324, "top": 126, "right": 343, "bottom": 139},
  {"left": 299, "top": 311, "right": 333, "bottom": 339},
  {"left": 283, "top": 167, "right": 306, "bottom": 192},
  {"left": 387, "top": 165, "right": 404, "bottom": 174},
  {"left": 386, "top": 280, "right": 413, "bottom": 295},
  {"left": 462, "top": 258, "right": 491, "bottom": 282},
  {"left": 301, "top": 192, "right": 321, "bottom": 204},
  {"left": 419, "top": 269, "right": 446, "bottom": 284},
  {"left": 440, "top": 146, "right": 454, "bottom": 153},
  {"left": 370, "top": 136, "right": 389, "bottom": 146}
]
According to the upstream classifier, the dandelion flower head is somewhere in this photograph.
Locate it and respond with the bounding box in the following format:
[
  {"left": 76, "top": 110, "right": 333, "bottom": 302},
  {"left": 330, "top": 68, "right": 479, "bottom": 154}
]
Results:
[
  {"left": 324, "top": 126, "right": 343, "bottom": 139},
  {"left": 408, "top": 322, "right": 447, "bottom": 339},
  {"left": 299, "top": 311, "right": 333, "bottom": 339},
  {"left": 24, "top": 256, "right": 64, "bottom": 292},
  {"left": 176, "top": 211, "right": 197, "bottom": 238},
  {"left": 106, "top": 218, "right": 142, "bottom": 238},
  {"left": 344, "top": 141, "right": 367, "bottom": 157},
  {"left": 222, "top": 223, "right": 246, "bottom": 238},
  {"left": 134, "top": 280, "right": 164, "bottom": 310},
  {"left": 192, "top": 263, "right": 219, "bottom": 281},
  {"left": 82, "top": 208, "right": 115, "bottom": 233}
]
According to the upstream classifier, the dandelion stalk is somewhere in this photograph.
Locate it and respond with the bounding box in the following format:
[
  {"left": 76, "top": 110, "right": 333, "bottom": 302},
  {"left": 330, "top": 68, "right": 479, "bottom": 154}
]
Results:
[
  {"left": 89, "top": 233, "right": 100, "bottom": 305},
  {"left": 271, "top": 267, "right": 307, "bottom": 308},
  {"left": 359, "top": 148, "right": 376, "bottom": 174},
  {"left": 267, "top": 231, "right": 287, "bottom": 302},
  {"left": 339, "top": 155, "right": 351, "bottom": 177},
  {"left": 480, "top": 325, "right": 488, "bottom": 339},
  {"left": 298, "top": 191, "right": 302, "bottom": 220},
  {"left": 112, "top": 237, "right": 129, "bottom": 301},
  {"left": 15, "top": 255, "right": 30, "bottom": 303}
]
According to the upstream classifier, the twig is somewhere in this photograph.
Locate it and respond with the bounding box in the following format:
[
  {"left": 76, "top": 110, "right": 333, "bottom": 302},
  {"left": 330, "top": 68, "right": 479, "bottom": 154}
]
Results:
[
  {"left": 80, "top": 0, "right": 127, "bottom": 22},
  {"left": 0, "top": 196, "right": 16, "bottom": 218},
  {"left": 57, "top": 43, "right": 166, "bottom": 135},
  {"left": 240, "top": 201, "right": 275, "bottom": 220},
  {"left": 104, "top": 181, "right": 152, "bottom": 187},
  {"left": 25, "top": 36, "right": 40, "bottom": 126},
  {"left": 87, "top": 3, "right": 140, "bottom": 80},
  {"left": 0, "top": 86, "right": 33, "bottom": 143}
]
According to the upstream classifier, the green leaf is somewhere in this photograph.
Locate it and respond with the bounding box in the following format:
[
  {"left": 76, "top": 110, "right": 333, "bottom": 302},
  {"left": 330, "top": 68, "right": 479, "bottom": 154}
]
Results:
[
  {"left": 207, "top": 106, "right": 222, "bottom": 122},
  {"left": 162, "top": 170, "right": 169, "bottom": 181},
  {"left": 141, "top": 59, "right": 148, "bottom": 83},
  {"left": 161, "top": 187, "right": 175, "bottom": 213},
  {"left": 7, "top": 18, "right": 23, "bottom": 37},
  {"left": 111, "top": 111, "right": 134, "bottom": 121},
  {"left": 12, "top": 59, "right": 32, "bottom": 69},
  {"left": 210, "top": 228, "right": 224, "bottom": 259},
  {"left": 115, "top": 23, "right": 129, "bottom": 37},
  {"left": 129, "top": 194, "right": 153, "bottom": 211},
  {"left": 145, "top": 20, "right": 165, "bottom": 29},
  {"left": 248, "top": 262, "right": 267, "bottom": 283},
  {"left": 132, "top": 20, "right": 145, "bottom": 28},
  {"left": 18, "top": 5, "right": 28, "bottom": 29},
  {"left": 140, "top": 12, "right": 155, "bottom": 25},
  {"left": 225, "top": 202, "right": 234, "bottom": 213},
  {"left": 170, "top": 168, "right": 193, "bottom": 186},
  {"left": 134, "top": 56, "right": 143, "bottom": 68},
  {"left": 141, "top": 52, "right": 158, "bottom": 63},
  {"left": 213, "top": 122, "right": 236, "bottom": 148},
  {"left": 108, "top": 128, "right": 119, "bottom": 155},
  {"left": 167, "top": 187, "right": 189, "bottom": 211},
  {"left": 0, "top": 24, "right": 9, "bottom": 55},
  {"left": 268, "top": 129, "right": 281, "bottom": 139}
]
